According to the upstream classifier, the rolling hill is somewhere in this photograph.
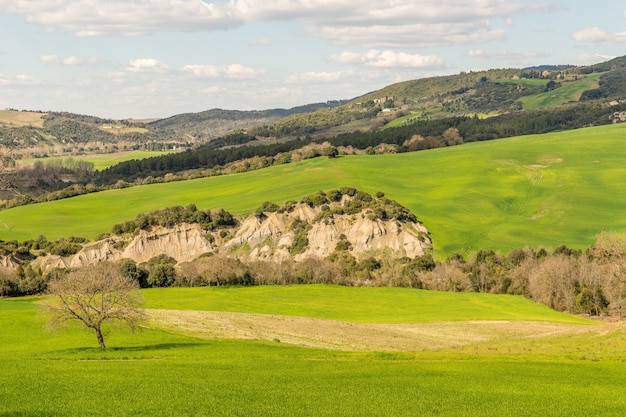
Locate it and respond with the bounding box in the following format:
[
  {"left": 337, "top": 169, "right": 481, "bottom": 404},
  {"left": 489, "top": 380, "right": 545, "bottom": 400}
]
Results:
[{"left": 2, "top": 122, "right": 626, "bottom": 257}]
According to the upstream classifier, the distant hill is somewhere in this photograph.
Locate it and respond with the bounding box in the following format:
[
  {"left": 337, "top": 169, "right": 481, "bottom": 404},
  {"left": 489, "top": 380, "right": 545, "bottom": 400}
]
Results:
[
  {"left": 149, "top": 101, "right": 350, "bottom": 141},
  {"left": 523, "top": 65, "right": 576, "bottom": 71},
  {"left": 3, "top": 54, "right": 626, "bottom": 155}
]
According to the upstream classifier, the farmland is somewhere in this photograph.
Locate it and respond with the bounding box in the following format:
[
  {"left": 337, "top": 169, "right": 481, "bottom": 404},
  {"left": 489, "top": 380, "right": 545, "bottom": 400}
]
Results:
[
  {"left": 2, "top": 123, "right": 626, "bottom": 257},
  {"left": 2, "top": 285, "right": 626, "bottom": 416},
  {"left": 0, "top": 110, "right": 46, "bottom": 128},
  {"left": 18, "top": 150, "right": 177, "bottom": 171},
  {"left": 518, "top": 73, "right": 601, "bottom": 109}
]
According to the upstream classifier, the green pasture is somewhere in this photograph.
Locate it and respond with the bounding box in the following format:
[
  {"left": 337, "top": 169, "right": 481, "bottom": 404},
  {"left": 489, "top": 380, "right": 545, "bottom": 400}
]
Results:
[
  {"left": 380, "top": 111, "right": 419, "bottom": 129},
  {"left": 518, "top": 74, "right": 600, "bottom": 109},
  {"left": 498, "top": 78, "right": 550, "bottom": 88},
  {"left": 2, "top": 286, "right": 626, "bottom": 416},
  {"left": 19, "top": 150, "right": 175, "bottom": 171},
  {"left": 143, "top": 285, "right": 589, "bottom": 324},
  {"left": 3, "top": 123, "right": 626, "bottom": 257}
]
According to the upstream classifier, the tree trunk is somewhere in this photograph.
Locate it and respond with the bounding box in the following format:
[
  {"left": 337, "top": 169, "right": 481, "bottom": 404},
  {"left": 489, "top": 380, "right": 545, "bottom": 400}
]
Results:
[{"left": 95, "top": 326, "right": 106, "bottom": 349}]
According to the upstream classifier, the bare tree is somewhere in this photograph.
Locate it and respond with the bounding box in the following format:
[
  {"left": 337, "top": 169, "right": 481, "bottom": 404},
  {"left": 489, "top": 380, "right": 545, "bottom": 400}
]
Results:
[{"left": 44, "top": 262, "right": 144, "bottom": 349}]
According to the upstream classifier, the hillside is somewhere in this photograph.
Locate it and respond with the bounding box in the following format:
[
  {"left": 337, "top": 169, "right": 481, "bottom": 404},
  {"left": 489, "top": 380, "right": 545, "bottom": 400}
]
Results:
[
  {"left": 4, "top": 54, "right": 626, "bottom": 156},
  {"left": 2, "top": 123, "right": 626, "bottom": 258},
  {"left": 29, "top": 191, "right": 430, "bottom": 272},
  {"left": 0, "top": 101, "right": 348, "bottom": 154}
]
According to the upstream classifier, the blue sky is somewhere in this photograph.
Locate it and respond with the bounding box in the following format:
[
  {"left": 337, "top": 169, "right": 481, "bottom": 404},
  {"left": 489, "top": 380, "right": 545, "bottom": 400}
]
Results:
[{"left": 0, "top": 0, "right": 625, "bottom": 119}]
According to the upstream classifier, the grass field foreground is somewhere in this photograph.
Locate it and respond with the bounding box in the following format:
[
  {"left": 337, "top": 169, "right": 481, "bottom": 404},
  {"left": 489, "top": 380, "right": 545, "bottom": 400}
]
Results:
[{"left": 2, "top": 286, "right": 626, "bottom": 416}]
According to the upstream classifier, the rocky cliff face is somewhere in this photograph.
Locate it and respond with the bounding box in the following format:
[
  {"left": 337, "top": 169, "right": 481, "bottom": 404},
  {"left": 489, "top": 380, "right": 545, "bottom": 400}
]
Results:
[
  {"left": 33, "top": 196, "right": 431, "bottom": 270},
  {"left": 34, "top": 223, "right": 214, "bottom": 270},
  {"left": 225, "top": 202, "right": 430, "bottom": 262}
]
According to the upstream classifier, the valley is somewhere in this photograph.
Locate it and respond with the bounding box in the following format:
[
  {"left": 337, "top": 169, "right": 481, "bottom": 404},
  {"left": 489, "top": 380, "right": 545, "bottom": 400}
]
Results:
[{"left": 3, "top": 54, "right": 626, "bottom": 417}]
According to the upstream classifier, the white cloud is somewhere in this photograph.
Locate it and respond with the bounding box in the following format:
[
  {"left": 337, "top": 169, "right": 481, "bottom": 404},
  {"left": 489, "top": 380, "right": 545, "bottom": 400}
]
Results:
[
  {"left": 0, "top": 73, "right": 36, "bottom": 86},
  {"left": 0, "top": 0, "right": 240, "bottom": 36},
  {"left": 572, "top": 53, "right": 616, "bottom": 66},
  {"left": 183, "top": 64, "right": 265, "bottom": 79},
  {"left": 40, "top": 54, "right": 61, "bottom": 64},
  {"left": 572, "top": 28, "right": 626, "bottom": 43},
  {"left": 0, "top": 0, "right": 545, "bottom": 48},
  {"left": 286, "top": 70, "right": 354, "bottom": 84},
  {"left": 40, "top": 54, "right": 101, "bottom": 66},
  {"left": 317, "top": 22, "right": 506, "bottom": 48},
  {"left": 468, "top": 49, "right": 488, "bottom": 58},
  {"left": 126, "top": 58, "right": 169, "bottom": 73},
  {"left": 330, "top": 50, "right": 446, "bottom": 68}
]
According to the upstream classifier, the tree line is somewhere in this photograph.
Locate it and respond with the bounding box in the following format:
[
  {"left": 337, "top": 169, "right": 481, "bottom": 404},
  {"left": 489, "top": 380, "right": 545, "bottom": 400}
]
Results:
[
  {"left": 92, "top": 101, "right": 626, "bottom": 186},
  {"left": 5, "top": 233, "right": 626, "bottom": 318}
]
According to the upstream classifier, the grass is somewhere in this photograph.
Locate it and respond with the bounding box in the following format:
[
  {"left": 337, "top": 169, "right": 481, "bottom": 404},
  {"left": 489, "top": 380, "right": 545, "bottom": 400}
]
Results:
[
  {"left": 143, "top": 285, "right": 590, "bottom": 324},
  {"left": 98, "top": 124, "right": 149, "bottom": 135},
  {"left": 498, "top": 78, "right": 550, "bottom": 88},
  {"left": 0, "top": 109, "right": 45, "bottom": 128},
  {"left": 3, "top": 123, "right": 626, "bottom": 257},
  {"left": 19, "top": 150, "right": 176, "bottom": 171},
  {"left": 2, "top": 286, "right": 626, "bottom": 416},
  {"left": 518, "top": 74, "right": 600, "bottom": 109}
]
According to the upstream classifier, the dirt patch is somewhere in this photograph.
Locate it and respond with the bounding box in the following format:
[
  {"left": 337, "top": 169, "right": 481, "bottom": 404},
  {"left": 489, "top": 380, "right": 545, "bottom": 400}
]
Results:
[{"left": 146, "top": 309, "right": 595, "bottom": 352}]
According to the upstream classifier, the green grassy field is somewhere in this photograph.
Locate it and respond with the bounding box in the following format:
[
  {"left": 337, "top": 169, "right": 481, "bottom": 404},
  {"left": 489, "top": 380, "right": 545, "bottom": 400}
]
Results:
[
  {"left": 2, "top": 286, "right": 626, "bottom": 416},
  {"left": 143, "top": 285, "right": 589, "bottom": 324},
  {"left": 518, "top": 74, "right": 600, "bottom": 109},
  {"left": 498, "top": 78, "right": 550, "bottom": 88},
  {"left": 19, "top": 150, "right": 176, "bottom": 171},
  {"left": 3, "top": 123, "right": 626, "bottom": 257}
]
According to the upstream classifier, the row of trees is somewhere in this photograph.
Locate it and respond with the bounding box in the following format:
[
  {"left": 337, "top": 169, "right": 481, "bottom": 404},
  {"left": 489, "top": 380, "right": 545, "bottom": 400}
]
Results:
[
  {"left": 6, "top": 232, "right": 626, "bottom": 318},
  {"left": 4, "top": 96, "right": 625, "bottom": 210},
  {"left": 36, "top": 233, "right": 626, "bottom": 350}
]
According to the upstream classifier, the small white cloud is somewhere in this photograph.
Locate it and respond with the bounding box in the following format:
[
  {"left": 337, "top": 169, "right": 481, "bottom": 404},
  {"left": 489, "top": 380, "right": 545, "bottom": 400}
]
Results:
[
  {"left": 63, "top": 56, "right": 82, "bottom": 66},
  {"left": 572, "top": 27, "right": 626, "bottom": 43},
  {"left": 286, "top": 70, "right": 354, "bottom": 84},
  {"left": 330, "top": 50, "right": 445, "bottom": 68},
  {"left": 0, "top": 73, "right": 36, "bottom": 86},
  {"left": 183, "top": 64, "right": 265, "bottom": 79},
  {"left": 40, "top": 54, "right": 102, "bottom": 66},
  {"left": 572, "top": 53, "right": 616, "bottom": 66},
  {"left": 40, "top": 54, "right": 61, "bottom": 64},
  {"left": 468, "top": 49, "right": 488, "bottom": 58},
  {"left": 126, "top": 58, "right": 169, "bottom": 73}
]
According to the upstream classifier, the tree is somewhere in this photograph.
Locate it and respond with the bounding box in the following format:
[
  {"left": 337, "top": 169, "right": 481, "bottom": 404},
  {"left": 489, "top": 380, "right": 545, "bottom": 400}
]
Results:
[{"left": 43, "top": 262, "right": 144, "bottom": 349}]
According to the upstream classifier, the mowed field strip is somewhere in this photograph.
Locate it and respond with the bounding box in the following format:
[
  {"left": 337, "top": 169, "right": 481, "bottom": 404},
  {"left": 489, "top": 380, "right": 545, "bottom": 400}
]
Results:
[
  {"left": 144, "top": 286, "right": 595, "bottom": 351},
  {"left": 147, "top": 310, "right": 597, "bottom": 352},
  {"left": 18, "top": 150, "right": 176, "bottom": 171},
  {"left": 3, "top": 123, "right": 626, "bottom": 256}
]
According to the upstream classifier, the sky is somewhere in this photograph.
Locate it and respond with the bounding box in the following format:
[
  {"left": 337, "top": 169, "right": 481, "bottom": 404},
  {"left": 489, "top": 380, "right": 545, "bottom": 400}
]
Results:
[{"left": 0, "top": 1, "right": 625, "bottom": 119}]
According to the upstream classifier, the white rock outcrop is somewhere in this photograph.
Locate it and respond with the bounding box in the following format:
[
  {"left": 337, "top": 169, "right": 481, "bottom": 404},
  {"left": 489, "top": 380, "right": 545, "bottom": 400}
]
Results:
[{"left": 33, "top": 198, "right": 431, "bottom": 270}]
